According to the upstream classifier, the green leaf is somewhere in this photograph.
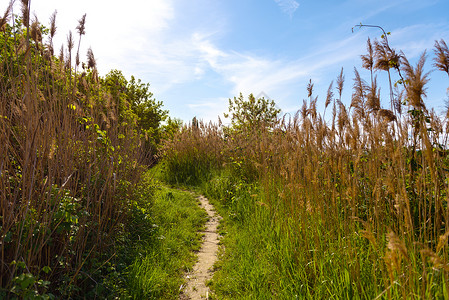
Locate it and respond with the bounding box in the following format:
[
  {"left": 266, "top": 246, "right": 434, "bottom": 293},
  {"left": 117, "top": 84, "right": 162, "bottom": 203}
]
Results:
[{"left": 19, "top": 273, "right": 35, "bottom": 289}]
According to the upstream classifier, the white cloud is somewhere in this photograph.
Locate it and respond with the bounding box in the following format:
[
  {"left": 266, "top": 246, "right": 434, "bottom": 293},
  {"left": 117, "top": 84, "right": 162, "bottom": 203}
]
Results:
[
  {"left": 274, "top": 0, "right": 300, "bottom": 18},
  {"left": 192, "top": 32, "right": 365, "bottom": 107}
]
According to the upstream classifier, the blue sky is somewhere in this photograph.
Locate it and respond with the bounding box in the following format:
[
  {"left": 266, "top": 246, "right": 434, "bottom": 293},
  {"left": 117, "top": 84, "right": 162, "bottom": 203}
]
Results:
[{"left": 2, "top": 0, "right": 449, "bottom": 122}]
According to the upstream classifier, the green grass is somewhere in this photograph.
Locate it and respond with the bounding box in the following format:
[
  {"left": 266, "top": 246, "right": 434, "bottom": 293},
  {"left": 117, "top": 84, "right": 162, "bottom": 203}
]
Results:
[
  {"left": 202, "top": 175, "right": 277, "bottom": 299},
  {"left": 201, "top": 171, "right": 449, "bottom": 299},
  {"left": 110, "top": 169, "right": 208, "bottom": 299},
  {"left": 202, "top": 173, "right": 385, "bottom": 299}
]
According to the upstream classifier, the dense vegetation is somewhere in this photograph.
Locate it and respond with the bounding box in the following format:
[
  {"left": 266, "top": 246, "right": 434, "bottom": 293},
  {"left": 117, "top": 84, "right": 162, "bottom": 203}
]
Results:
[
  {"left": 2, "top": 1, "right": 449, "bottom": 299},
  {"left": 161, "top": 36, "right": 449, "bottom": 298},
  {"left": 0, "top": 3, "right": 190, "bottom": 298}
]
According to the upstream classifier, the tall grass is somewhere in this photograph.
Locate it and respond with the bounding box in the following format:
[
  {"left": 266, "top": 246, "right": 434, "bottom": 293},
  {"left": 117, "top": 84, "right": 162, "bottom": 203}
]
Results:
[
  {"left": 124, "top": 182, "right": 208, "bottom": 299},
  {"left": 163, "top": 37, "right": 449, "bottom": 298},
  {"left": 160, "top": 119, "right": 225, "bottom": 185},
  {"left": 1, "top": 3, "right": 148, "bottom": 297}
]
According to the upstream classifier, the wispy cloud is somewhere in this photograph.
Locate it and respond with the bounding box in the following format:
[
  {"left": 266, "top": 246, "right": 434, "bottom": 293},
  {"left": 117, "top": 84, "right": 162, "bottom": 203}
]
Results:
[
  {"left": 193, "top": 31, "right": 365, "bottom": 104},
  {"left": 389, "top": 23, "right": 449, "bottom": 59},
  {"left": 274, "top": 0, "right": 300, "bottom": 18}
]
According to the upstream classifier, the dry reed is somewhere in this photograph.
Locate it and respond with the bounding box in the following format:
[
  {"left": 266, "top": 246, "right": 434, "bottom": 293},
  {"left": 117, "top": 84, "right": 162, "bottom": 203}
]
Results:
[
  {"left": 163, "top": 36, "right": 449, "bottom": 297},
  {"left": 1, "top": 4, "right": 147, "bottom": 296}
]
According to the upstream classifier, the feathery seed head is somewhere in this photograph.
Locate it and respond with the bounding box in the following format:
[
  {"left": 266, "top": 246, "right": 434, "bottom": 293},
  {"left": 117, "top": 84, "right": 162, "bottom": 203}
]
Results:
[
  {"left": 366, "top": 76, "right": 380, "bottom": 112},
  {"left": 309, "top": 96, "right": 318, "bottom": 120},
  {"left": 351, "top": 67, "right": 366, "bottom": 109},
  {"left": 378, "top": 109, "right": 396, "bottom": 123},
  {"left": 361, "top": 37, "right": 374, "bottom": 71},
  {"left": 0, "top": 1, "right": 13, "bottom": 32},
  {"left": 46, "top": 44, "right": 54, "bottom": 58},
  {"left": 59, "top": 45, "right": 64, "bottom": 63},
  {"left": 433, "top": 39, "right": 449, "bottom": 76},
  {"left": 336, "top": 67, "right": 345, "bottom": 99},
  {"left": 393, "top": 86, "right": 404, "bottom": 115},
  {"left": 337, "top": 102, "right": 349, "bottom": 133},
  {"left": 50, "top": 11, "right": 57, "bottom": 38},
  {"left": 307, "top": 79, "right": 314, "bottom": 99},
  {"left": 401, "top": 51, "right": 430, "bottom": 110},
  {"left": 87, "top": 47, "right": 97, "bottom": 69},
  {"left": 76, "top": 14, "right": 86, "bottom": 36},
  {"left": 301, "top": 99, "right": 307, "bottom": 119},
  {"left": 67, "top": 31, "right": 74, "bottom": 51},
  {"left": 21, "top": 0, "right": 30, "bottom": 27},
  {"left": 374, "top": 39, "right": 401, "bottom": 72},
  {"left": 325, "top": 81, "right": 334, "bottom": 109},
  {"left": 30, "top": 16, "right": 42, "bottom": 43}
]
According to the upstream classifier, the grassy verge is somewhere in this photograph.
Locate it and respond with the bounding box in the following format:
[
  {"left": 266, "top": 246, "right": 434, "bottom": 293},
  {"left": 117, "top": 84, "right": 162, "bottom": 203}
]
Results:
[
  {"left": 109, "top": 170, "right": 208, "bottom": 299},
  {"left": 202, "top": 171, "right": 448, "bottom": 299},
  {"left": 205, "top": 193, "right": 276, "bottom": 299},
  {"left": 201, "top": 174, "right": 277, "bottom": 299}
]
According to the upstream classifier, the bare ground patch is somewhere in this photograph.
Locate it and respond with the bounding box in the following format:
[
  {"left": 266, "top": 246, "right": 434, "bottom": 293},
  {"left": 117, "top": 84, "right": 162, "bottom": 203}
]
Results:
[{"left": 180, "top": 195, "right": 221, "bottom": 300}]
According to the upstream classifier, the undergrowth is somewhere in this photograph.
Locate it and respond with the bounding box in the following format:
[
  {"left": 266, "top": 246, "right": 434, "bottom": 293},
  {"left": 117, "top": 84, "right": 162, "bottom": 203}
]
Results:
[{"left": 0, "top": 3, "right": 176, "bottom": 297}]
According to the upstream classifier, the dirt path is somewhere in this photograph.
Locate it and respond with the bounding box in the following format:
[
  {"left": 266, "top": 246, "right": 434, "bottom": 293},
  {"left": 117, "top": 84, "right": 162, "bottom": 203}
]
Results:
[{"left": 180, "top": 195, "right": 221, "bottom": 300}]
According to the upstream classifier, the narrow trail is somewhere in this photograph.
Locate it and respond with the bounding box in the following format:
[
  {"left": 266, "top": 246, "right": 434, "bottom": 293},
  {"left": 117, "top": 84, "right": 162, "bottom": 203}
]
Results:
[{"left": 180, "top": 195, "right": 221, "bottom": 300}]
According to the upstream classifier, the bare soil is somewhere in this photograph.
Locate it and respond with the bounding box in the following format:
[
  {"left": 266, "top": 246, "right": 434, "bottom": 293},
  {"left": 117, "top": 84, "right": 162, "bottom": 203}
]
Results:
[{"left": 179, "top": 195, "right": 221, "bottom": 300}]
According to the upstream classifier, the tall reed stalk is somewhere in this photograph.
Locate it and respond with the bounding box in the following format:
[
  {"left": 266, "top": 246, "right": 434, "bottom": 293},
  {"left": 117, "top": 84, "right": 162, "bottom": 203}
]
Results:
[{"left": 1, "top": 2, "right": 147, "bottom": 297}]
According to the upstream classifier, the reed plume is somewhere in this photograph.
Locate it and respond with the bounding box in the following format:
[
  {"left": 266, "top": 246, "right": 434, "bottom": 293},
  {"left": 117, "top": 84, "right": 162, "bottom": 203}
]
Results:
[
  {"left": 59, "top": 44, "right": 64, "bottom": 64},
  {"left": 336, "top": 67, "right": 345, "bottom": 102},
  {"left": 21, "top": 0, "right": 30, "bottom": 27},
  {"left": 30, "top": 15, "right": 42, "bottom": 45},
  {"left": 401, "top": 51, "right": 430, "bottom": 111},
  {"left": 433, "top": 39, "right": 449, "bottom": 76},
  {"left": 306, "top": 79, "right": 314, "bottom": 99},
  {"left": 49, "top": 10, "right": 57, "bottom": 39},
  {"left": 325, "top": 81, "right": 333, "bottom": 109},
  {"left": 75, "top": 14, "right": 86, "bottom": 68},
  {"left": 0, "top": 1, "right": 13, "bottom": 31},
  {"left": 323, "top": 81, "right": 333, "bottom": 121},
  {"left": 361, "top": 37, "right": 375, "bottom": 86},
  {"left": 67, "top": 31, "right": 74, "bottom": 66},
  {"left": 351, "top": 67, "right": 366, "bottom": 110},
  {"left": 366, "top": 75, "right": 380, "bottom": 112},
  {"left": 374, "top": 39, "right": 401, "bottom": 112},
  {"left": 87, "top": 47, "right": 97, "bottom": 69},
  {"left": 377, "top": 108, "right": 396, "bottom": 123}
]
